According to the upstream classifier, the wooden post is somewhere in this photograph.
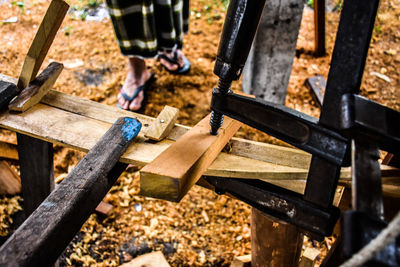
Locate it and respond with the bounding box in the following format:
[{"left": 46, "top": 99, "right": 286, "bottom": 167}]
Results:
[
  {"left": 0, "top": 117, "right": 141, "bottom": 267},
  {"left": 314, "top": 0, "right": 326, "bottom": 57},
  {"left": 251, "top": 208, "right": 303, "bottom": 266},
  {"left": 242, "top": 0, "right": 305, "bottom": 265},
  {"left": 17, "top": 133, "right": 55, "bottom": 217},
  {"left": 242, "top": 0, "right": 304, "bottom": 103}
]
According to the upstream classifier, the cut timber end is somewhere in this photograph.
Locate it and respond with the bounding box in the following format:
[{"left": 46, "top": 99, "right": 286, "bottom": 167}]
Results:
[
  {"left": 140, "top": 114, "right": 241, "bottom": 202},
  {"left": 9, "top": 62, "right": 63, "bottom": 112},
  {"left": 145, "top": 105, "right": 179, "bottom": 141}
]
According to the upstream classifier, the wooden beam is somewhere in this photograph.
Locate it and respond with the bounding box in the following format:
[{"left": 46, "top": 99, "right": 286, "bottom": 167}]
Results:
[
  {"left": 144, "top": 105, "right": 179, "bottom": 141},
  {"left": 0, "top": 117, "right": 141, "bottom": 266},
  {"left": 9, "top": 62, "right": 63, "bottom": 112},
  {"left": 0, "top": 160, "right": 21, "bottom": 195},
  {"left": 0, "top": 141, "right": 18, "bottom": 160},
  {"left": 17, "top": 0, "right": 69, "bottom": 90},
  {"left": 140, "top": 114, "right": 241, "bottom": 202}
]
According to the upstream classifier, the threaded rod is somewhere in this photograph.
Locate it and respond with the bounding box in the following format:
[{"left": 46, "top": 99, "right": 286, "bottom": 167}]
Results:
[{"left": 210, "top": 79, "right": 232, "bottom": 135}]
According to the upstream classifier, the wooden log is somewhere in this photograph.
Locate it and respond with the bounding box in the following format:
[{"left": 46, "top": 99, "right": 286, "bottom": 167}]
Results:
[
  {"left": 120, "top": 251, "right": 170, "bottom": 267},
  {"left": 144, "top": 105, "right": 179, "bottom": 141},
  {"left": 0, "top": 141, "right": 18, "bottom": 160},
  {"left": 17, "top": 133, "right": 54, "bottom": 217},
  {"left": 17, "top": 0, "right": 69, "bottom": 90},
  {"left": 0, "top": 160, "right": 21, "bottom": 195},
  {"left": 251, "top": 208, "right": 303, "bottom": 266},
  {"left": 140, "top": 114, "right": 242, "bottom": 202},
  {"left": 0, "top": 117, "right": 141, "bottom": 267},
  {"left": 9, "top": 62, "right": 63, "bottom": 112}
]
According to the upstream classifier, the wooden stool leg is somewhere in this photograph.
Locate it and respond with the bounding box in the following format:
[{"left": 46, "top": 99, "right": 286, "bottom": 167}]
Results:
[
  {"left": 17, "top": 133, "right": 54, "bottom": 217},
  {"left": 251, "top": 208, "right": 303, "bottom": 266},
  {"left": 314, "top": 0, "right": 326, "bottom": 57}
]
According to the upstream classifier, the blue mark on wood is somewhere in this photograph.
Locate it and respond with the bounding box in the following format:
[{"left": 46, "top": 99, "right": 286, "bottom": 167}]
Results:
[{"left": 121, "top": 118, "right": 142, "bottom": 141}]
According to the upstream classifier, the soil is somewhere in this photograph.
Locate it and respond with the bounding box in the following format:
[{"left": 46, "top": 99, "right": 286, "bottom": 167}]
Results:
[{"left": 0, "top": 0, "right": 398, "bottom": 266}]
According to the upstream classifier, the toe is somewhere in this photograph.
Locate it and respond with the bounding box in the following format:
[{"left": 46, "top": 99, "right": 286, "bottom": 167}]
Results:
[
  {"left": 160, "top": 58, "right": 178, "bottom": 71},
  {"left": 128, "top": 91, "right": 144, "bottom": 111}
]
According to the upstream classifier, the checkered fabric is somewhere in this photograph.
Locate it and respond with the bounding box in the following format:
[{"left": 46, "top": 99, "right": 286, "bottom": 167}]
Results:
[{"left": 106, "top": 0, "right": 190, "bottom": 58}]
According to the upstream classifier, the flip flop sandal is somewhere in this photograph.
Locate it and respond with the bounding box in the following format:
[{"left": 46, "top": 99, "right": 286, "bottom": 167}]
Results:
[
  {"left": 117, "top": 73, "right": 156, "bottom": 112},
  {"left": 157, "top": 50, "right": 191, "bottom": 75}
]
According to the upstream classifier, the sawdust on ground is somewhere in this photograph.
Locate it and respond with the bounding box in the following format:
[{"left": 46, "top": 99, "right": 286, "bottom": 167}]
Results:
[{"left": 0, "top": 0, "right": 399, "bottom": 265}]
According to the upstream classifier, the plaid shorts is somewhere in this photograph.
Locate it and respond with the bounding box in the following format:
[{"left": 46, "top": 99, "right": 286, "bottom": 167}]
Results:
[{"left": 106, "top": 0, "right": 190, "bottom": 58}]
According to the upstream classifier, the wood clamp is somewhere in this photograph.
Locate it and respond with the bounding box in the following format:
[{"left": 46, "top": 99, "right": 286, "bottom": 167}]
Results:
[{"left": 208, "top": 0, "right": 400, "bottom": 264}]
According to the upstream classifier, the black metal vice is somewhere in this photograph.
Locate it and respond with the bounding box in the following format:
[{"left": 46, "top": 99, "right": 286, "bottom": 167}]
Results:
[{"left": 209, "top": 0, "right": 400, "bottom": 264}]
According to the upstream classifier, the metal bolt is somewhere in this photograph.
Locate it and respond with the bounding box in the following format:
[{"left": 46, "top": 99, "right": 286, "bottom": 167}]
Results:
[{"left": 160, "top": 119, "right": 165, "bottom": 123}]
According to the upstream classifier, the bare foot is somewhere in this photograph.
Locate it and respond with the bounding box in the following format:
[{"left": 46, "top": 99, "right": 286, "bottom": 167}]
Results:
[
  {"left": 118, "top": 57, "right": 152, "bottom": 111},
  {"left": 158, "top": 49, "right": 186, "bottom": 71}
]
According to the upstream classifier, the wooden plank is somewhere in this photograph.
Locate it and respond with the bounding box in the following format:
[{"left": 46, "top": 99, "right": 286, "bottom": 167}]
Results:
[
  {"left": 0, "top": 141, "right": 18, "bottom": 160},
  {"left": 0, "top": 160, "right": 21, "bottom": 195},
  {"left": 140, "top": 114, "right": 242, "bottom": 202},
  {"left": 145, "top": 105, "right": 179, "bottom": 141},
  {"left": 0, "top": 102, "right": 398, "bottom": 186},
  {"left": 1, "top": 74, "right": 399, "bottom": 187},
  {"left": 9, "top": 62, "right": 63, "bottom": 112},
  {"left": 120, "top": 251, "right": 170, "bottom": 267},
  {"left": 41, "top": 88, "right": 311, "bottom": 169},
  {"left": 17, "top": 0, "right": 69, "bottom": 90},
  {"left": 17, "top": 133, "right": 54, "bottom": 217},
  {"left": 0, "top": 117, "right": 141, "bottom": 267}
]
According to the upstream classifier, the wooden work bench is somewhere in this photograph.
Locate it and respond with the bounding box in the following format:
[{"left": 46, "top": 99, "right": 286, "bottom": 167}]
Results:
[
  {"left": 0, "top": 74, "right": 400, "bottom": 266},
  {"left": 1, "top": 76, "right": 399, "bottom": 194}
]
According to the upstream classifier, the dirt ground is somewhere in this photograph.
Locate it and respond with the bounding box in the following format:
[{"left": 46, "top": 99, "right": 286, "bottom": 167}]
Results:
[{"left": 0, "top": 0, "right": 399, "bottom": 266}]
